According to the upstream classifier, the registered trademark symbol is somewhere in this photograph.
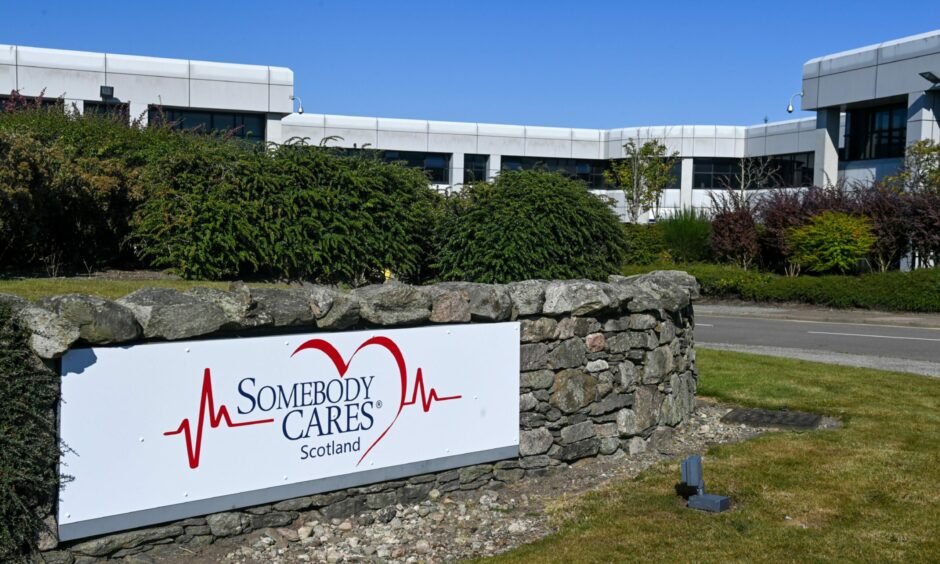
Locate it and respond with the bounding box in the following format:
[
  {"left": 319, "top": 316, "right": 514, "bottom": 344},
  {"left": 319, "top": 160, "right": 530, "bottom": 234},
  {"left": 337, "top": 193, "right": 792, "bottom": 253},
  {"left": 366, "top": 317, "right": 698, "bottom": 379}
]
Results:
[{"left": 376, "top": 400, "right": 383, "bottom": 409}]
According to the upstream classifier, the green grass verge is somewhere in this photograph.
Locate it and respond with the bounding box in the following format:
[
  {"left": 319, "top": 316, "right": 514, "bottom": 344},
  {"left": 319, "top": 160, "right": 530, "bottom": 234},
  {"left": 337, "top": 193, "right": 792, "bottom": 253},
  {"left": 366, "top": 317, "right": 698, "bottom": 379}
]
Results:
[
  {"left": 0, "top": 279, "right": 285, "bottom": 301},
  {"left": 492, "top": 349, "right": 940, "bottom": 563},
  {"left": 622, "top": 263, "right": 940, "bottom": 312}
]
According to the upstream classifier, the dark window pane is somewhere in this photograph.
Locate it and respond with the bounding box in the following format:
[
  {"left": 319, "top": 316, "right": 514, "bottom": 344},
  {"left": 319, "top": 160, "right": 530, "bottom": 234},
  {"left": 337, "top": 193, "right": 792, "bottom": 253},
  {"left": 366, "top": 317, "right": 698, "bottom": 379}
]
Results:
[
  {"left": 761, "top": 152, "right": 815, "bottom": 187},
  {"left": 499, "top": 156, "right": 611, "bottom": 188},
  {"left": 147, "top": 106, "right": 266, "bottom": 142},
  {"left": 692, "top": 158, "right": 739, "bottom": 189},
  {"left": 844, "top": 103, "right": 906, "bottom": 160},
  {"left": 83, "top": 101, "right": 130, "bottom": 122},
  {"left": 212, "top": 113, "right": 235, "bottom": 132},
  {"left": 463, "top": 154, "right": 489, "bottom": 183}
]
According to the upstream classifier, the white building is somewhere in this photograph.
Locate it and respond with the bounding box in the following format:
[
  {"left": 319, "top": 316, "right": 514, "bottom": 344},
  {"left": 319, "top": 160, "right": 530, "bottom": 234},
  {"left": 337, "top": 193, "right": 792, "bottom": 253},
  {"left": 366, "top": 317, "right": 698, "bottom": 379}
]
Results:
[{"left": 2, "top": 29, "right": 939, "bottom": 221}]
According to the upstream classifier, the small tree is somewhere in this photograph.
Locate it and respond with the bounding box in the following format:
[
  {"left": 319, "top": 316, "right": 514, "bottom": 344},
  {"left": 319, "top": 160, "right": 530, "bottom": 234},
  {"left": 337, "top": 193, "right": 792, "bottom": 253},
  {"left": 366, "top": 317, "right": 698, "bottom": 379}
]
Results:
[
  {"left": 723, "top": 156, "right": 782, "bottom": 201},
  {"left": 855, "top": 184, "right": 910, "bottom": 272},
  {"left": 786, "top": 211, "right": 875, "bottom": 273},
  {"left": 886, "top": 140, "right": 940, "bottom": 193},
  {"left": 908, "top": 189, "right": 940, "bottom": 268},
  {"left": 708, "top": 178, "right": 761, "bottom": 270},
  {"left": 605, "top": 138, "right": 678, "bottom": 223}
]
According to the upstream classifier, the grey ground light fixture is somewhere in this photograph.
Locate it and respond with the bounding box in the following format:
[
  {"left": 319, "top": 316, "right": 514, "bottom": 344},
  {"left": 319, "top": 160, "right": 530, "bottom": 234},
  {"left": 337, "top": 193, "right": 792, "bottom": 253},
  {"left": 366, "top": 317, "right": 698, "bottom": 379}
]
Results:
[
  {"left": 786, "top": 91, "right": 803, "bottom": 113},
  {"left": 679, "top": 455, "right": 731, "bottom": 512}
]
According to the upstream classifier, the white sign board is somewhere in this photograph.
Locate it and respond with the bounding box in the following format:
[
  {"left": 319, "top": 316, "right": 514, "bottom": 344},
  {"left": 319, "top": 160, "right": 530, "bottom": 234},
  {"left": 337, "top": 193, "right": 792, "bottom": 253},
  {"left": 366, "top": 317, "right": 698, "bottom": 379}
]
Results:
[{"left": 58, "top": 323, "right": 520, "bottom": 541}]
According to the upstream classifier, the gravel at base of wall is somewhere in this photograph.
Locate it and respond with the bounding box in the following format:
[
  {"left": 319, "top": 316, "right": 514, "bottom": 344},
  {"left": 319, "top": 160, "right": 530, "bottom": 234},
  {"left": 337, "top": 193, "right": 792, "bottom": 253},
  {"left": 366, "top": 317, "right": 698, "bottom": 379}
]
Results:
[{"left": 4, "top": 271, "right": 700, "bottom": 563}]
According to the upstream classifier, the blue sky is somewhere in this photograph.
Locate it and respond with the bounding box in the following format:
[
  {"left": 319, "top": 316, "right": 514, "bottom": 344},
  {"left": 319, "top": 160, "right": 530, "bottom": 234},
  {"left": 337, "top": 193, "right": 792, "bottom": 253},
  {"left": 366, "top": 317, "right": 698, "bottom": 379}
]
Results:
[{"left": 3, "top": 1, "right": 939, "bottom": 128}]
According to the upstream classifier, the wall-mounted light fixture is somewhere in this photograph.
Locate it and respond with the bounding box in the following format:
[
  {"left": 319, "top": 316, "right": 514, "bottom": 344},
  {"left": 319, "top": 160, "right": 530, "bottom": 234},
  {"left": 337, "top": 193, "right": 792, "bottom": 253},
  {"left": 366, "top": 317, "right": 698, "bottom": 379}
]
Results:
[
  {"left": 290, "top": 95, "right": 304, "bottom": 114},
  {"left": 786, "top": 91, "right": 803, "bottom": 113},
  {"left": 100, "top": 85, "right": 114, "bottom": 100},
  {"left": 919, "top": 71, "right": 940, "bottom": 87}
]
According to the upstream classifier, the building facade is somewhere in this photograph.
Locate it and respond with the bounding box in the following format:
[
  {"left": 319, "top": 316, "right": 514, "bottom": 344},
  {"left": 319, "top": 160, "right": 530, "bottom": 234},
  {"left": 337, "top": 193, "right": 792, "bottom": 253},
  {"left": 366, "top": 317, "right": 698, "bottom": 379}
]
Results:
[{"left": 2, "top": 29, "right": 939, "bottom": 221}]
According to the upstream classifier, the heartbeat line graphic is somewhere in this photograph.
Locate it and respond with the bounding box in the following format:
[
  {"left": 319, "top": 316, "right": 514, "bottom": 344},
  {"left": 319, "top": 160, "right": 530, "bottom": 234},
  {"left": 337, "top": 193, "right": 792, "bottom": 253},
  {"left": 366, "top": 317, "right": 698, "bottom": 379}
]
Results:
[
  {"left": 164, "top": 368, "right": 274, "bottom": 469},
  {"left": 292, "top": 336, "right": 461, "bottom": 465},
  {"left": 405, "top": 367, "right": 461, "bottom": 411}
]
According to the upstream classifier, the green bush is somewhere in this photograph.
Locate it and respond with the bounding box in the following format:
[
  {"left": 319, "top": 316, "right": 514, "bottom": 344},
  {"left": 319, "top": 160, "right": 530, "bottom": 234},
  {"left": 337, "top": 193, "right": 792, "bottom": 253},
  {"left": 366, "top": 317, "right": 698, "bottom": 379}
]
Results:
[
  {"left": 264, "top": 144, "right": 441, "bottom": 283},
  {"left": 658, "top": 208, "right": 712, "bottom": 263},
  {"left": 132, "top": 141, "right": 441, "bottom": 282},
  {"left": 0, "top": 106, "right": 204, "bottom": 273},
  {"left": 787, "top": 211, "right": 875, "bottom": 273},
  {"left": 435, "top": 170, "right": 628, "bottom": 283},
  {"left": 0, "top": 305, "right": 64, "bottom": 560},
  {"left": 0, "top": 128, "right": 143, "bottom": 271},
  {"left": 621, "top": 263, "right": 940, "bottom": 312},
  {"left": 622, "top": 223, "right": 665, "bottom": 265}
]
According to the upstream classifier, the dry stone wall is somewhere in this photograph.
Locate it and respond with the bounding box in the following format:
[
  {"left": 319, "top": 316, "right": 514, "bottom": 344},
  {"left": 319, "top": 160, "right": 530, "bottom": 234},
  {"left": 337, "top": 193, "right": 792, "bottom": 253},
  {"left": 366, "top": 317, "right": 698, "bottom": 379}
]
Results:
[{"left": 0, "top": 270, "right": 700, "bottom": 563}]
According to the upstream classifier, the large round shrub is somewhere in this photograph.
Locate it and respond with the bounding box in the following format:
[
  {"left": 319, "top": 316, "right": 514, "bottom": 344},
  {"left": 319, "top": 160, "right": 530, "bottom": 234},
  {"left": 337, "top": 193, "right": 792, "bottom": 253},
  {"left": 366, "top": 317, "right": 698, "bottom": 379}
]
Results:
[
  {"left": 264, "top": 144, "right": 441, "bottom": 283},
  {"left": 435, "top": 169, "right": 628, "bottom": 283}
]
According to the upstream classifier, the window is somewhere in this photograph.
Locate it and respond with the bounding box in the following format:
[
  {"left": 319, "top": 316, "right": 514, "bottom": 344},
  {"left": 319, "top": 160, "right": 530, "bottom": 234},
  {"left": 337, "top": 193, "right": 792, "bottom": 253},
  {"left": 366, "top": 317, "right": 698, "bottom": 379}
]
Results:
[
  {"left": 692, "top": 158, "right": 740, "bottom": 189},
  {"left": 844, "top": 104, "right": 906, "bottom": 161},
  {"left": 84, "top": 101, "right": 130, "bottom": 122},
  {"left": 500, "top": 156, "right": 610, "bottom": 188},
  {"left": 0, "top": 94, "right": 63, "bottom": 112},
  {"left": 766, "top": 152, "right": 814, "bottom": 187},
  {"left": 665, "top": 161, "right": 682, "bottom": 189},
  {"left": 463, "top": 154, "right": 489, "bottom": 183},
  {"left": 148, "top": 107, "right": 266, "bottom": 142},
  {"left": 604, "top": 159, "right": 681, "bottom": 190},
  {"left": 381, "top": 150, "right": 451, "bottom": 183}
]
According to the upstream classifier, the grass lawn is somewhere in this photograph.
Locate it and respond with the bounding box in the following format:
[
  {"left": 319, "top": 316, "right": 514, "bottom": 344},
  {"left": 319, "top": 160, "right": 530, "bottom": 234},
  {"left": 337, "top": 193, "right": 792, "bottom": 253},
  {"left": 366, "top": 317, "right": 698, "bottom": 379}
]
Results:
[
  {"left": 493, "top": 349, "right": 940, "bottom": 563},
  {"left": 0, "top": 278, "right": 284, "bottom": 301}
]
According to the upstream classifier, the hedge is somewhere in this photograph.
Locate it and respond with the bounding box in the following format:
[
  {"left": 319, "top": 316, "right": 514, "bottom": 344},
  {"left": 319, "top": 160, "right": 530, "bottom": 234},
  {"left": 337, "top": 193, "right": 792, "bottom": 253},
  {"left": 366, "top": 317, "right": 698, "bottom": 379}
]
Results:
[
  {"left": 0, "top": 305, "right": 64, "bottom": 561},
  {"left": 621, "top": 263, "right": 940, "bottom": 312}
]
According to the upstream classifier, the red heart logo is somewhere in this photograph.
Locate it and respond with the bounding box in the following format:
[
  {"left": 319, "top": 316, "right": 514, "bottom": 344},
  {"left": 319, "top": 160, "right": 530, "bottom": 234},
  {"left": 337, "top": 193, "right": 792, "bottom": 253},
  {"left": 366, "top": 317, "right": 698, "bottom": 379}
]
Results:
[{"left": 292, "top": 336, "right": 460, "bottom": 466}]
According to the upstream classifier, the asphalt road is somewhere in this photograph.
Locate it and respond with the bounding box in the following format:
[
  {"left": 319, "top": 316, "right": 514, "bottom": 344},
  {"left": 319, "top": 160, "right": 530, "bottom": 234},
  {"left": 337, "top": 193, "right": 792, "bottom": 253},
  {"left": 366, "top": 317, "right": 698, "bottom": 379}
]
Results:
[{"left": 695, "top": 307, "right": 940, "bottom": 377}]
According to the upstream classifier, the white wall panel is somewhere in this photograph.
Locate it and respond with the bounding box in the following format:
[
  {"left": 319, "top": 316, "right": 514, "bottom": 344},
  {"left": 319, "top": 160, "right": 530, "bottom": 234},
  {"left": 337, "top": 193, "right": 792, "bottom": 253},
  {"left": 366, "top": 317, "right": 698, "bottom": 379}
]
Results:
[
  {"left": 106, "top": 73, "right": 189, "bottom": 107},
  {"left": 189, "top": 60, "right": 268, "bottom": 83},
  {"left": 106, "top": 53, "right": 189, "bottom": 78},
  {"left": 0, "top": 45, "right": 15, "bottom": 65},
  {"left": 16, "top": 67, "right": 105, "bottom": 99},
  {"left": 326, "top": 115, "right": 377, "bottom": 130},
  {"left": 377, "top": 117, "right": 427, "bottom": 133},
  {"left": 477, "top": 135, "right": 525, "bottom": 155},
  {"left": 714, "top": 137, "right": 735, "bottom": 157},
  {"left": 571, "top": 140, "right": 602, "bottom": 159},
  {"left": 376, "top": 130, "right": 428, "bottom": 152},
  {"left": 691, "top": 137, "right": 716, "bottom": 157},
  {"left": 524, "top": 137, "right": 570, "bottom": 158},
  {"left": 189, "top": 80, "right": 268, "bottom": 112},
  {"left": 0, "top": 64, "right": 15, "bottom": 93},
  {"left": 269, "top": 66, "right": 293, "bottom": 86},
  {"left": 322, "top": 127, "right": 377, "bottom": 147},
  {"left": 476, "top": 123, "right": 525, "bottom": 138},
  {"left": 428, "top": 133, "right": 477, "bottom": 153},
  {"left": 17, "top": 46, "right": 105, "bottom": 72},
  {"left": 281, "top": 124, "right": 326, "bottom": 144},
  {"left": 429, "top": 121, "right": 477, "bottom": 136},
  {"left": 764, "top": 132, "right": 800, "bottom": 155},
  {"left": 269, "top": 84, "right": 293, "bottom": 113}
]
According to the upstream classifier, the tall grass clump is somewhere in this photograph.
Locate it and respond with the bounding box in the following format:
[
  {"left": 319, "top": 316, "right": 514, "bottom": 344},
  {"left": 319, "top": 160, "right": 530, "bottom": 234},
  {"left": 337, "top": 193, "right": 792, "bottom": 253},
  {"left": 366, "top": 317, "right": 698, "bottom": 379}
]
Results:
[{"left": 657, "top": 207, "right": 712, "bottom": 263}]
